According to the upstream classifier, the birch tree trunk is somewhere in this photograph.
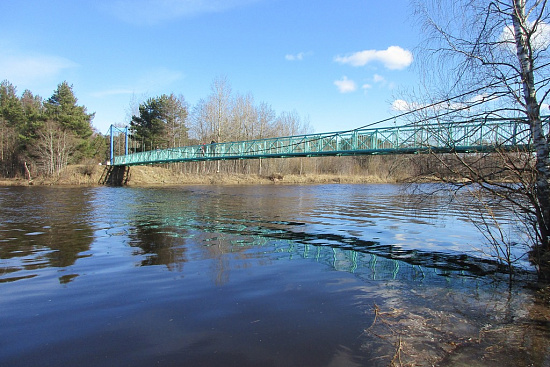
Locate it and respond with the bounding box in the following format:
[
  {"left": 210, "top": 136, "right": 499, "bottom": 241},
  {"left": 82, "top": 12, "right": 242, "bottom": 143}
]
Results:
[
  {"left": 410, "top": 0, "right": 550, "bottom": 277},
  {"left": 512, "top": 0, "right": 550, "bottom": 251}
]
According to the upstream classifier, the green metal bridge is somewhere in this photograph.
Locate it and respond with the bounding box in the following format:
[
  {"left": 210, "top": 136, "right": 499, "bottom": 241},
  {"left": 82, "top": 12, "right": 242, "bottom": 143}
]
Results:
[{"left": 109, "top": 117, "right": 536, "bottom": 166}]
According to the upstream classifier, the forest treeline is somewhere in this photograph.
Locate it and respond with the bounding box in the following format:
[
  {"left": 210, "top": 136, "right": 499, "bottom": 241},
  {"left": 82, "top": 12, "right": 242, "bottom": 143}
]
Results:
[
  {"left": 1, "top": 76, "right": 503, "bottom": 181},
  {"left": 0, "top": 80, "right": 105, "bottom": 178},
  {"left": 0, "top": 77, "right": 405, "bottom": 180}
]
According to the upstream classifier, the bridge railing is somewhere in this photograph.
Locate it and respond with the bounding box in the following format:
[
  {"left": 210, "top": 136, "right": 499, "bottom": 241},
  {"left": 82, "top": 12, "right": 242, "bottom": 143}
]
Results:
[{"left": 113, "top": 118, "right": 535, "bottom": 166}]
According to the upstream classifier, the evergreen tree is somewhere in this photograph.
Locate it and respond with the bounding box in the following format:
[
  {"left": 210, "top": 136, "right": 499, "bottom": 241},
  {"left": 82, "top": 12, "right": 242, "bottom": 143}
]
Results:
[
  {"left": 20, "top": 90, "right": 44, "bottom": 143},
  {"left": 44, "top": 81, "right": 94, "bottom": 139},
  {"left": 0, "top": 80, "right": 25, "bottom": 128},
  {"left": 130, "top": 94, "right": 189, "bottom": 150},
  {"left": 0, "top": 80, "right": 25, "bottom": 174},
  {"left": 0, "top": 80, "right": 97, "bottom": 177}
]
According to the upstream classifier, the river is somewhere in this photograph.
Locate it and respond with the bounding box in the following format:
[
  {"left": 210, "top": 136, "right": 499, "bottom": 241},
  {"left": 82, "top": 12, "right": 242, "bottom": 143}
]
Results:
[{"left": 0, "top": 184, "right": 549, "bottom": 366}]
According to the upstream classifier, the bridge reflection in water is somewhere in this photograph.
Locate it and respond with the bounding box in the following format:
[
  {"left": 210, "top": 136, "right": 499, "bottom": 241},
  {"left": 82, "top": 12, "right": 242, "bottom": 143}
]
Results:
[
  {"left": 167, "top": 214, "right": 534, "bottom": 286},
  {"left": 110, "top": 117, "right": 535, "bottom": 166},
  {"left": 229, "top": 225, "right": 534, "bottom": 283}
]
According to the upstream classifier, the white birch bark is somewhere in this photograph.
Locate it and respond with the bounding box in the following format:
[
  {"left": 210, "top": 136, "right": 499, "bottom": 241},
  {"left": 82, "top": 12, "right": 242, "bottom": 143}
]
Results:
[{"left": 512, "top": 0, "right": 550, "bottom": 248}]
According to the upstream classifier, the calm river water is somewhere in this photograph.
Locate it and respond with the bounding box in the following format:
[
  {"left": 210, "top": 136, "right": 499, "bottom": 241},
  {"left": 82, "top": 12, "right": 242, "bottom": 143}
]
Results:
[{"left": 1, "top": 184, "right": 549, "bottom": 366}]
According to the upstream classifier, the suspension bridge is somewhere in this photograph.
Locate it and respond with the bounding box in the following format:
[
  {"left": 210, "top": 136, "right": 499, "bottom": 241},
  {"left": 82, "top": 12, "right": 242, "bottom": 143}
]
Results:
[{"left": 108, "top": 117, "right": 535, "bottom": 166}]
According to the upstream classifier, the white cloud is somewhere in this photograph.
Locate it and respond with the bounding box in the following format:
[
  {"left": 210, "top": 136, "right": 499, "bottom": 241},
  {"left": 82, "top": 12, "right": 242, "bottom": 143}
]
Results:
[
  {"left": 0, "top": 51, "right": 78, "bottom": 86},
  {"left": 391, "top": 99, "right": 438, "bottom": 112},
  {"left": 285, "top": 52, "right": 307, "bottom": 61},
  {"left": 500, "top": 21, "right": 550, "bottom": 51},
  {"left": 102, "top": 0, "right": 262, "bottom": 25},
  {"left": 373, "top": 74, "right": 385, "bottom": 83},
  {"left": 335, "top": 46, "right": 413, "bottom": 70},
  {"left": 367, "top": 73, "right": 396, "bottom": 90},
  {"left": 391, "top": 99, "right": 412, "bottom": 111},
  {"left": 392, "top": 98, "right": 471, "bottom": 113},
  {"left": 334, "top": 76, "right": 357, "bottom": 93},
  {"left": 468, "top": 93, "right": 489, "bottom": 103}
]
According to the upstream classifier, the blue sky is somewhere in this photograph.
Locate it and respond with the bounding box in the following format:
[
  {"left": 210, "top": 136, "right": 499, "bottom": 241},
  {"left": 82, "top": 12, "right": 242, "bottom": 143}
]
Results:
[{"left": 1, "top": 0, "right": 420, "bottom": 134}]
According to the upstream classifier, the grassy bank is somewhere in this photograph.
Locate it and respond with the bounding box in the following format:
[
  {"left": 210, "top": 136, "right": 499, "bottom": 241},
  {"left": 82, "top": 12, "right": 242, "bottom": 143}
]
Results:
[{"left": 0, "top": 164, "right": 398, "bottom": 187}]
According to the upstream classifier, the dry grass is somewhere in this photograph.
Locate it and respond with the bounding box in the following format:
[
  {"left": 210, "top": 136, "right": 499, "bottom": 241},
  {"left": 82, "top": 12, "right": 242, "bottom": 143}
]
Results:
[
  {"left": 1, "top": 164, "right": 399, "bottom": 187},
  {"left": 129, "top": 169, "right": 395, "bottom": 186}
]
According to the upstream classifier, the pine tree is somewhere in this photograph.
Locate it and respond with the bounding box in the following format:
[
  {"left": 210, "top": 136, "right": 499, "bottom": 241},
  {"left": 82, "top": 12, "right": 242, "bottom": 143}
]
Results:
[
  {"left": 130, "top": 94, "right": 189, "bottom": 151},
  {"left": 0, "top": 80, "right": 25, "bottom": 174},
  {"left": 44, "top": 81, "right": 94, "bottom": 139}
]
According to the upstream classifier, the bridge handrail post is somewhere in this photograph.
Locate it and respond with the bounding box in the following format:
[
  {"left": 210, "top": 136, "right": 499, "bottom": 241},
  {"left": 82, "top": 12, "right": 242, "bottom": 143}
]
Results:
[
  {"left": 395, "top": 127, "right": 399, "bottom": 149},
  {"left": 123, "top": 127, "right": 128, "bottom": 156},
  {"left": 109, "top": 125, "right": 114, "bottom": 165}
]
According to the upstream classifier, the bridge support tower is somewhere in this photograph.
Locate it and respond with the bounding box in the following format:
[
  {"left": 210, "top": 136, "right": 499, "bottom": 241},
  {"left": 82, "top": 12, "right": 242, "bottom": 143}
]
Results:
[{"left": 109, "top": 125, "right": 128, "bottom": 165}]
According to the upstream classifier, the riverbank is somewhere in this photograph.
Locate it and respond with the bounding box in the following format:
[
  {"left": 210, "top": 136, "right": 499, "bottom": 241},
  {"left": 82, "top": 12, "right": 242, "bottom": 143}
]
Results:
[{"left": 0, "top": 164, "right": 399, "bottom": 187}]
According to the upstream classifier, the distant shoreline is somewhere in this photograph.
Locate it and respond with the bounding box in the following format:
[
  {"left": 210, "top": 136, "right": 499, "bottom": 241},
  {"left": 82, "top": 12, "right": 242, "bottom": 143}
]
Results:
[{"left": 0, "top": 164, "right": 402, "bottom": 187}]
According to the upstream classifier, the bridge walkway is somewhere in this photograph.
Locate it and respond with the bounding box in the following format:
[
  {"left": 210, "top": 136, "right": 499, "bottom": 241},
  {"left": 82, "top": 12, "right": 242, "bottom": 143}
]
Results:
[{"left": 111, "top": 118, "right": 533, "bottom": 166}]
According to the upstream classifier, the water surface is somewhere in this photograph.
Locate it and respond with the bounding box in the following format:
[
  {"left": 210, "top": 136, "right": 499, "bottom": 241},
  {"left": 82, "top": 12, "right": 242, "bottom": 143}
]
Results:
[{"left": 0, "top": 184, "right": 548, "bottom": 366}]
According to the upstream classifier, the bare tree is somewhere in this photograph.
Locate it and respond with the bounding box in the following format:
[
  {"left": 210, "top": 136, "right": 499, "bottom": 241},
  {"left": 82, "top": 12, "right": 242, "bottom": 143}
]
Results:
[
  {"left": 274, "top": 110, "right": 311, "bottom": 136},
  {"left": 211, "top": 75, "right": 232, "bottom": 145},
  {"left": 163, "top": 93, "right": 189, "bottom": 148},
  {"left": 409, "top": 0, "right": 550, "bottom": 277},
  {"left": 189, "top": 98, "right": 214, "bottom": 143},
  {"left": 33, "top": 120, "right": 78, "bottom": 176},
  {"left": 188, "top": 76, "right": 316, "bottom": 175},
  {"left": 256, "top": 102, "right": 277, "bottom": 175},
  {"left": 231, "top": 93, "right": 258, "bottom": 141}
]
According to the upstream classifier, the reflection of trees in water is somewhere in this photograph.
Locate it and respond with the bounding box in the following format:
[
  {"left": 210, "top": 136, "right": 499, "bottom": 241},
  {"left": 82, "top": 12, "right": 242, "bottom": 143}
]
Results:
[
  {"left": 42, "top": 225, "right": 92, "bottom": 268},
  {"left": 117, "top": 185, "right": 537, "bottom": 286},
  {"left": 196, "top": 230, "right": 269, "bottom": 286},
  {"left": 199, "top": 232, "right": 231, "bottom": 286},
  {"left": 127, "top": 220, "right": 189, "bottom": 271},
  {"left": 126, "top": 218, "right": 265, "bottom": 285},
  {"left": 0, "top": 187, "right": 95, "bottom": 284}
]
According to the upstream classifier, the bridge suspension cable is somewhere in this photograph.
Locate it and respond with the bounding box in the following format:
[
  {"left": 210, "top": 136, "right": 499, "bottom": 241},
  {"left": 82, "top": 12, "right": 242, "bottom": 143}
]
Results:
[{"left": 109, "top": 66, "right": 550, "bottom": 166}]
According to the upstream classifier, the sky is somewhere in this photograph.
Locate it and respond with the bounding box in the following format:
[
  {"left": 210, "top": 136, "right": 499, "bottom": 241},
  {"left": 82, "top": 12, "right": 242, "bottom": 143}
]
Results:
[{"left": 1, "top": 0, "right": 420, "bottom": 135}]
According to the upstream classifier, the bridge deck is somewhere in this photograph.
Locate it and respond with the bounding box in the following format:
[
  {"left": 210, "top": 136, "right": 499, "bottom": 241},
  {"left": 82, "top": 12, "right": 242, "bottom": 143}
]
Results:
[{"left": 113, "top": 118, "right": 533, "bottom": 166}]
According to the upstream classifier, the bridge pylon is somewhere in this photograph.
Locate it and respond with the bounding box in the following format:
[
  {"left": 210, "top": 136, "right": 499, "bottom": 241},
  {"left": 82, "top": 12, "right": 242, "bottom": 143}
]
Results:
[{"left": 109, "top": 125, "right": 129, "bottom": 165}]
